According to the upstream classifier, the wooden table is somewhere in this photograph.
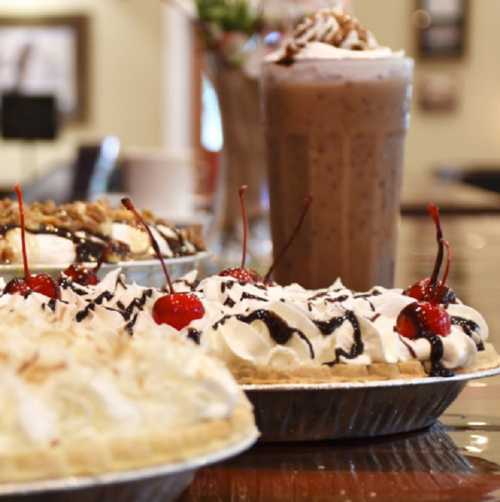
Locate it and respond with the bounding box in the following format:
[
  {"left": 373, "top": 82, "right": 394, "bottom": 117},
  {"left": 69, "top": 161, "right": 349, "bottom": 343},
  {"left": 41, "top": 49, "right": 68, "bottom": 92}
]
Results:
[{"left": 183, "top": 213, "right": 500, "bottom": 502}]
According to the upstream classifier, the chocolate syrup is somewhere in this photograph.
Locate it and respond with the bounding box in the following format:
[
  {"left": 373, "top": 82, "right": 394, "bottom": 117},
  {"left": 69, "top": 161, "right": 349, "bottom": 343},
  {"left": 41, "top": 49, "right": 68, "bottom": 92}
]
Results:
[
  {"left": 400, "top": 336, "right": 417, "bottom": 358},
  {"left": 122, "top": 289, "right": 154, "bottom": 321},
  {"left": 396, "top": 303, "right": 454, "bottom": 377},
  {"left": 220, "top": 281, "right": 236, "bottom": 294},
  {"left": 308, "top": 291, "right": 329, "bottom": 302},
  {"left": 125, "top": 313, "right": 139, "bottom": 335},
  {"left": 92, "top": 291, "right": 114, "bottom": 305},
  {"left": 59, "top": 277, "right": 88, "bottom": 296},
  {"left": 426, "top": 334, "right": 453, "bottom": 377},
  {"left": 47, "top": 298, "right": 57, "bottom": 312},
  {"left": 75, "top": 290, "right": 114, "bottom": 321},
  {"left": 451, "top": 316, "right": 484, "bottom": 351},
  {"left": 325, "top": 295, "right": 349, "bottom": 304},
  {"left": 240, "top": 292, "right": 267, "bottom": 302},
  {"left": 187, "top": 328, "right": 201, "bottom": 345},
  {"left": 213, "top": 310, "right": 315, "bottom": 359},
  {"left": 224, "top": 297, "right": 236, "bottom": 308},
  {"left": 353, "top": 290, "right": 382, "bottom": 300},
  {"left": 76, "top": 303, "right": 95, "bottom": 322},
  {"left": 317, "top": 311, "right": 364, "bottom": 366}
]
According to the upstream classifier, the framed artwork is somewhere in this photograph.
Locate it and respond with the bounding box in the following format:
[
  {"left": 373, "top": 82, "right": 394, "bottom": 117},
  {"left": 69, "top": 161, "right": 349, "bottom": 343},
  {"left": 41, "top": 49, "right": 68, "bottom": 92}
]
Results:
[
  {"left": 415, "top": 0, "right": 469, "bottom": 59},
  {"left": 0, "top": 15, "right": 89, "bottom": 122}
]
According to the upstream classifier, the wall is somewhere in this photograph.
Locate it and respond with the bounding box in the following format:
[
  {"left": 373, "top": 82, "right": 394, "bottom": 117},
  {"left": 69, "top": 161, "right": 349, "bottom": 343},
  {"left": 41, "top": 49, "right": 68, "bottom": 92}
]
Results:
[
  {"left": 355, "top": 0, "right": 500, "bottom": 176},
  {"left": 0, "top": 0, "right": 162, "bottom": 186}
]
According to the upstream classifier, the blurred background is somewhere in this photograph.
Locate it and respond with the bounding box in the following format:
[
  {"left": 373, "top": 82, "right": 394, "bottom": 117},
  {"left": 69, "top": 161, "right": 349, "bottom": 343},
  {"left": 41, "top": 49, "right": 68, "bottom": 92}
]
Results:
[{"left": 0, "top": 0, "right": 499, "bottom": 336}]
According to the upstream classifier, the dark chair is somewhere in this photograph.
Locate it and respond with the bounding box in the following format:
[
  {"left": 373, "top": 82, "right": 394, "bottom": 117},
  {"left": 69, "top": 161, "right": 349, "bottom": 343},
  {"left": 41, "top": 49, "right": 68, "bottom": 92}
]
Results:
[{"left": 22, "top": 136, "right": 121, "bottom": 203}]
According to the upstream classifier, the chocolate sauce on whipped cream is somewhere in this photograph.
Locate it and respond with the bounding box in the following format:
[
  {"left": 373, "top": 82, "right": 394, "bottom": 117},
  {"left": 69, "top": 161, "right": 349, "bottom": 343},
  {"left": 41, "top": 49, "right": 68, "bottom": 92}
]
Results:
[
  {"left": 394, "top": 302, "right": 453, "bottom": 377},
  {"left": 213, "top": 310, "right": 315, "bottom": 359},
  {"left": 451, "top": 316, "right": 484, "bottom": 351},
  {"left": 317, "top": 311, "right": 365, "bottom": 366}
]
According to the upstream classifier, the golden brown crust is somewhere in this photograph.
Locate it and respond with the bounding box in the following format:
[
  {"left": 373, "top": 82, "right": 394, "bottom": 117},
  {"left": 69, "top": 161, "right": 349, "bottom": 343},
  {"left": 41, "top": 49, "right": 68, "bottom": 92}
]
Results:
[
  {"left": 0, "top": 401, "right": 256, "bottom": 484},
  {"left": 231, "top": 343, "right": 500, "bottom": 385},
  {"left": 230, "top": 360, "right": 427, "bottom": 385}
]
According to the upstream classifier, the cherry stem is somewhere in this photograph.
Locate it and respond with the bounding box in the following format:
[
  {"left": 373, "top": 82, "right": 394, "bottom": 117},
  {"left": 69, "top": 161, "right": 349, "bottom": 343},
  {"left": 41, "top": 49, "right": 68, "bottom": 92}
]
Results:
[
  {"left": 428, "top": 203, "right": 444, "bottom": 288},
  {"left": 239, "top": 185, "right": 248, "bottom": 270},
  {"left": 441, "top": 240, "right": 452, "bottom": 287},
  {"left": 15, "top": 184, "right": 30, "bottom": 280},
  {"left": 264, "top": 195, "right": 312, "bottom": 284},
  {"left": 121, "top": 197, "right": 174, "bottom": 294}
]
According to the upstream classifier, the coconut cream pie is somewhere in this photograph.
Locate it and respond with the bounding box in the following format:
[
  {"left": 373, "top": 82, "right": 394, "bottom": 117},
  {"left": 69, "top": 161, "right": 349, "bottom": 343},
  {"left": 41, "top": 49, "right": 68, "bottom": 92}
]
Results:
[
  {"left": 0, "top": 188, "right": 255, "bottom": 484},
  {"left": 0, "top": 286, "right": 256, "bottom": 483}
]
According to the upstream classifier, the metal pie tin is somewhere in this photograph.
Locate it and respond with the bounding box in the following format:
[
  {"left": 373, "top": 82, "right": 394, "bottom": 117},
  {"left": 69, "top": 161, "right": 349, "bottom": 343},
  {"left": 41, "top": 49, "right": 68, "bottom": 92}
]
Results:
[
  {"left": 0, "top": 430, "right": 258, "bottom": 502},
  {"left": 243, "top": 367, "right": 500, "bottom": 442},
  {"left": 0, "top": 252, "right": 210, "bottom": 287}
]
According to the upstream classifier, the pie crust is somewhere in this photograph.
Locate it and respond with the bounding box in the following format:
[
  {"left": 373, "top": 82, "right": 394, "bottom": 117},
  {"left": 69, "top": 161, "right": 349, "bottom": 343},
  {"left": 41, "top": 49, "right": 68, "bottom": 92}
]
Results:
[
  {"left": 228, "top": 343, "right": 500, "bottom": 385},
  {"left": 0, "top": 400, "right": 256, "bottom": 483}
]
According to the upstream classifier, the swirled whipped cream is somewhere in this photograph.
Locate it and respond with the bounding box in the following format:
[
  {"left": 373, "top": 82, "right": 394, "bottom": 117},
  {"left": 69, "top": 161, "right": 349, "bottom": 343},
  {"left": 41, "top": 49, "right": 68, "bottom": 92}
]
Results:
[
  {"left": 268, "top": 8, "right": 401, "bottom": 63},
  {"left": 0, "top": 282, "right": 247, "bottom": 460},
  {"left": 183, "top": 275, "right": 492, "bottom": 377},
  {"left": 53, "top": 270, "right": 494, "bottom": 378}
]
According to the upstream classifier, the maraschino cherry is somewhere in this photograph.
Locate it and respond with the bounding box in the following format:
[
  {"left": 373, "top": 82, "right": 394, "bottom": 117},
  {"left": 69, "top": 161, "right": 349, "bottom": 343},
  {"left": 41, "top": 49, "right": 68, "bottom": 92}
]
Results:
[
  {"left": 4, "top": 185, "right": 60, "bottom": 299},
  {"left": 263, "top": 195, "right": 312, "bottom": 284},
  {"left": 404, "top": 203, "right": 456, "bottom": 305},
  {"left": 121, "top": 197, "right": 204, "bottom": 330},
  {"left": 219, "top": 185, "right": 262, "bottom": 283},
  {"left": 395, "top": 301, "right": 451, "bottom": 340},
  {"left": 60, "top": 244, "right": 109, "bottom": 286},
  {"left": 62, "top": 263, "right": 100, "bottom": 286}
]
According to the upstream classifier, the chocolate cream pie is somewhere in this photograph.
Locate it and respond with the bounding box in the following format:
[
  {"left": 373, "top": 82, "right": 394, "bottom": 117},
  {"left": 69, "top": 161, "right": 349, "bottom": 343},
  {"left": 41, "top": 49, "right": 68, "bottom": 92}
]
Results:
[
  {"left": 0, "top": 283, "right": 256, "bottom": 483},
  {"left": 0, "top": 199, "right": 204, "bottom": 266}
]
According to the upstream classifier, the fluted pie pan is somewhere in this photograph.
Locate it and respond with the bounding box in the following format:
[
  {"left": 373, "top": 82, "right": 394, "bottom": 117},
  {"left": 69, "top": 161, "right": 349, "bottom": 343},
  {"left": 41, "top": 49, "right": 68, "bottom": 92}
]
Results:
[
  {"left": 243, "top": 366, "right": 500, "bottom": 442},
  {"left": 0, "top": 428, "right": 258, "bottom": 502}
]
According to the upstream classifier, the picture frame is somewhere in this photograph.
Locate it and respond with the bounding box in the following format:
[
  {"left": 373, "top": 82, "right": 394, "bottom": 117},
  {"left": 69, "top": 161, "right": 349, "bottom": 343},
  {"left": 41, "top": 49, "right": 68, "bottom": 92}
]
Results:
[
  {"left": 0, "top": 15, "right": 89, "bottom": 123},
  {"left": 415, "top": 0, "right": 469, "bottom": 60}
]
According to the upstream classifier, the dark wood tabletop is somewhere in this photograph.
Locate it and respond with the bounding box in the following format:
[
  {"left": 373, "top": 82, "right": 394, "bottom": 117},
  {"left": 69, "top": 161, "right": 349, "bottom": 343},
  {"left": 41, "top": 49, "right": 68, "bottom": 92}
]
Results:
[{"left": 182, "top": 212, "right": 500, "bottom": 502}]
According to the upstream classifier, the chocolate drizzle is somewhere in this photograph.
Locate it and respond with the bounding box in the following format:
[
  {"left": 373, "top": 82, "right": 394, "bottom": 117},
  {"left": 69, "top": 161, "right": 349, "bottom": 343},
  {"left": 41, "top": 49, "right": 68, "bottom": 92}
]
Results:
[
  {"left": 220, "top": 281, "right": 235, "bottom": 294},
  {"left": 426, "top": 334, "right": 453, "bottom": 377},
  {"left": 451, "top": 316, "right": 484, "bottom": 351},
  {"left": 325, "top": 294, "right": 349, "bottom": 304},
  {"left": 47, "top": 298, "right": 57, "bottom": 312},
  {"left": 308, "top": 291, "right": 329, "bottom": 302},
  {"left": 122, "top": 289, "right": 154, "bottom": 321},
  {"left": 59, "top": 277, "right": 88, "bottom": 296},
  {"left": 187, "top": 328, "right": 201, "bottom": 345},
  {"left": 125, "top": 313, "right": 139, "bottom": 335},
  {"left": 240, "top": 292, "right": 267, "bottom": 302},
  {"left": 353, "top": 290, "right": 382, "bottom": 300},
  {"left": 213, "top": 310, "right": 315, "bottom": 359},
  {"left": 318, "top": 311, "right": 365, "bottom": 367},
  {"left": 76, "top": 290, "right": 114, "bottom": 322},
  {"left": 223, "top": 297, "right": 236, "bottom": 308},
  {"left": 396, "top": 303, "right": 454, "bottom": 377}
]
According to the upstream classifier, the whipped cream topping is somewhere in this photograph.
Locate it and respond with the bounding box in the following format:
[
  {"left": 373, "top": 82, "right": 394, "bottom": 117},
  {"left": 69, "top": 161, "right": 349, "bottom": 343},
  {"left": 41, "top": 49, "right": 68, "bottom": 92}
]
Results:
[
  {"left": 269, "top": 8, "right": 400, "bottom": 63},
  {"left": 0, "top": 284, "right": 242, "bottom": 452},
  {"left": 1, "top": 269, "right": 489, "bottom": 379},
  {"left": 184, "top": 275, "right": 490, "bottom": 376}
]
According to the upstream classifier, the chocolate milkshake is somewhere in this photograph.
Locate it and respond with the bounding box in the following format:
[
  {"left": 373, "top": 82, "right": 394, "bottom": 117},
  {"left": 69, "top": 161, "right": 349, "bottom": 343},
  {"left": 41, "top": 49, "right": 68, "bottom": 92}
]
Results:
[{"left": 262, "top": 9, "right": 413, "bottom": 290}]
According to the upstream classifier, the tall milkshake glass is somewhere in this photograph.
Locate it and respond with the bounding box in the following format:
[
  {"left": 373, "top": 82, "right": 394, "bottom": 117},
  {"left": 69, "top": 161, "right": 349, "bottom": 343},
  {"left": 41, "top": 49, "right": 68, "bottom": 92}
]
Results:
[{"left": 262, "top": 20, "right": 413, "bottom": 290}]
